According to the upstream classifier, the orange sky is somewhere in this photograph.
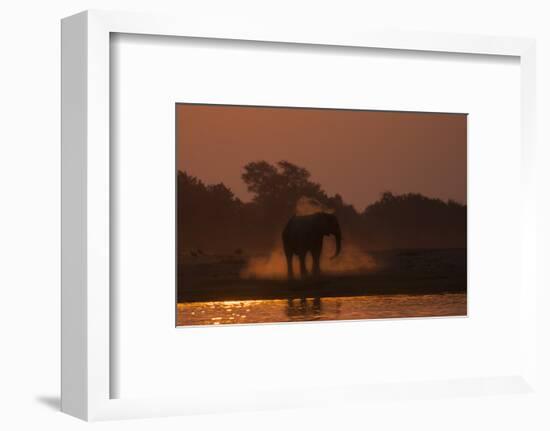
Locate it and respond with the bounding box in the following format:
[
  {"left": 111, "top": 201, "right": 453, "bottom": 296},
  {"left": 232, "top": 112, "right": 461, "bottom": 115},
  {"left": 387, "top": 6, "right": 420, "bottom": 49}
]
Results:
[{"left": 176, "top": 104, "right": 466, "bottom": 211}]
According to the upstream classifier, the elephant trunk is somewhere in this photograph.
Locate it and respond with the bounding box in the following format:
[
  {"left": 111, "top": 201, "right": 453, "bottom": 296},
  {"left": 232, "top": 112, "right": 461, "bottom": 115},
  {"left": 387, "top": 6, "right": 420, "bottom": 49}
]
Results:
[{"left": 331, "top": 226, "right": 342, "bottom": 259}]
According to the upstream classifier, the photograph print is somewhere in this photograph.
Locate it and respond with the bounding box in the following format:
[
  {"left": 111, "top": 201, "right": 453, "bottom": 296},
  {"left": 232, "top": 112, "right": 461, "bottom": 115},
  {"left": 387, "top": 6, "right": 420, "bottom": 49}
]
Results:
[{"left": 176, "top": 104, "right": 467, "bottom": 326}]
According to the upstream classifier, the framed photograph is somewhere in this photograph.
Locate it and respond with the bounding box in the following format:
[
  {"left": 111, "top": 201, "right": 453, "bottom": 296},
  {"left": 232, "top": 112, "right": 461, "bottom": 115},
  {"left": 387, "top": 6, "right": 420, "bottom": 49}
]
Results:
[
  {"left": 176, "top": 104, "right": 467, "bottom": 326},
  {"left": 61, "top": 10, "right": 539, "bottom": 421}
]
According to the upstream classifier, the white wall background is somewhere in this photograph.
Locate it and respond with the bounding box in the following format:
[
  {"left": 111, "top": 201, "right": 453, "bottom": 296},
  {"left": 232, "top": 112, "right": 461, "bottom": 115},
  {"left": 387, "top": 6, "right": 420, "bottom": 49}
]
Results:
[{"left": 1, "top": 1, "right": 549, "bottom": 430}]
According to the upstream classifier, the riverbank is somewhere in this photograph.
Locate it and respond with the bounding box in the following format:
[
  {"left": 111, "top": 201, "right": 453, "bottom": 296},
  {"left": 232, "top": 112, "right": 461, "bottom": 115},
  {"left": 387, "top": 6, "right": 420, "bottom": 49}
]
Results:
[{"left": 177, "top": 248, "right": 466, "bottom": 302}]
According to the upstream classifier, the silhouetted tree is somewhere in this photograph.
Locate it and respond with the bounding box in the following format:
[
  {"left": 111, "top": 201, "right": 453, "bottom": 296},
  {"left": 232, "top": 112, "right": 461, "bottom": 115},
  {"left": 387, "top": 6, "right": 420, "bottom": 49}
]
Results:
[
  {"left": 242, "top": 160, "right": 326, "bottom": 212},
  {"left": 362, "top": 191, "right": 466, "bottom": 249},
  {"left": 177, "top": 171, "right": 244, "bottom": 254}
]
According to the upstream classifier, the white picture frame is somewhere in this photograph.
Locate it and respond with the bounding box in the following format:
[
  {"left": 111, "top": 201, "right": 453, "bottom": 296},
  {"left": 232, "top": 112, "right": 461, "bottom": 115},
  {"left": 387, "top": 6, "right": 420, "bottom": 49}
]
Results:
[{"left": 61, "top": 9, "right": 538, "bottom": 421}]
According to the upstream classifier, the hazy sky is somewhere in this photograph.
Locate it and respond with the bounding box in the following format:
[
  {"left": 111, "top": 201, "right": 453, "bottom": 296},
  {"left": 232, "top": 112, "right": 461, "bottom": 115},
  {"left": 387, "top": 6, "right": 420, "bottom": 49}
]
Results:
[{"left": 176, "top": 104, "right": 466, "bottom": 211}]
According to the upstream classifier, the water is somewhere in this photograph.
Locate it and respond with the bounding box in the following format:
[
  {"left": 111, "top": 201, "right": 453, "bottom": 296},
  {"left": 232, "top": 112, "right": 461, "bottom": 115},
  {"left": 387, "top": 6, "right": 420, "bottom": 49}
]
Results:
[{"left": 177, "top": 293, "right": 466, "bottom": 326}]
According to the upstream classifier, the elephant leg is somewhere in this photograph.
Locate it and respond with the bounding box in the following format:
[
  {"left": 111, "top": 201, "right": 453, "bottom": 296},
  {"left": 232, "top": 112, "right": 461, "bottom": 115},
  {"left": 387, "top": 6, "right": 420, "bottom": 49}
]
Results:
[
  {"left": 312, "top": 249, "right": 321, "bottom": 277},
  {"left": 298, "top": 253, "right": 308, "bottom": 278},
  {"left": 285, "top": 253, "right": 294, "bottom": 280}
]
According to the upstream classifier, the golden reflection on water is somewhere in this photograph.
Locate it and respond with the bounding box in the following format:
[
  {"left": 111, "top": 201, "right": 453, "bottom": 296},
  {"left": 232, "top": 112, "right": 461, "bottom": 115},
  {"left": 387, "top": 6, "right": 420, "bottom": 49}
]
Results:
[{"left": 177, "top": 294, "right": 466, "bottom": 326}]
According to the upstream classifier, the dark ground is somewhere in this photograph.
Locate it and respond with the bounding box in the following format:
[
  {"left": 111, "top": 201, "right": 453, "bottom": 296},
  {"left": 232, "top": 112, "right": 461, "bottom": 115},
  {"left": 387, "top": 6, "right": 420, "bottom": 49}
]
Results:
[{"left": 177, "top": 248, "right": 466, "bottom": 303}]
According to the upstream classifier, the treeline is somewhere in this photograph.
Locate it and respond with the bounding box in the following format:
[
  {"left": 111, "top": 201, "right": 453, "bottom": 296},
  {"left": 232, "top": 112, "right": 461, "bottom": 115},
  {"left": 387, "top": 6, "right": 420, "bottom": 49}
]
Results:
[{"left": 177, "top": 160, "right": 466, "bottom": 256}]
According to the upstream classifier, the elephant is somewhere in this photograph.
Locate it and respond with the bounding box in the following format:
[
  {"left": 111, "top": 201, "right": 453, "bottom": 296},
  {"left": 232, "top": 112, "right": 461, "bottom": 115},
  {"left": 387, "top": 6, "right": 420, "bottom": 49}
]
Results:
[{"left": 282, "top": 212, "right": 342, "bottom": 279}]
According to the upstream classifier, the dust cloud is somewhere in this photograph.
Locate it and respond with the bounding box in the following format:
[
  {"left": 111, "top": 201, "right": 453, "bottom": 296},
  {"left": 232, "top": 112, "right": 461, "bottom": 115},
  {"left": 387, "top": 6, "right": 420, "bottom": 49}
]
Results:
[
  {"left": 295, "top": 196, "right": 333, "bottom": 216},
  {"left": 240, "top": 242, "right": 377, "bottom": 279}
]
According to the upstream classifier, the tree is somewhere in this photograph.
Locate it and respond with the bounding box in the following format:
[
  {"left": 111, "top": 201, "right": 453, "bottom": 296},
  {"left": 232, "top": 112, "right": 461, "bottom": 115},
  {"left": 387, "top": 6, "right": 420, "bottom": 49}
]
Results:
[
  {"left": 177, "top": 171, "right": 244, "bottom": 254},
  {"left": 242, "top": 160, "right": 327, "bottom": 215},
  {"left": 362, "top": 192, "right": 466, "bottom": 249}
]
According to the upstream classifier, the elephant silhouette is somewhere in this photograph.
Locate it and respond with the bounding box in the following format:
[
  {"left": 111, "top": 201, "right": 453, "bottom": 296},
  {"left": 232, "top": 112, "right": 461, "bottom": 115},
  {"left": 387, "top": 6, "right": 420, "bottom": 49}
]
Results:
[{"left": 282, "top": 212, "right": 342, "bottom": 279}]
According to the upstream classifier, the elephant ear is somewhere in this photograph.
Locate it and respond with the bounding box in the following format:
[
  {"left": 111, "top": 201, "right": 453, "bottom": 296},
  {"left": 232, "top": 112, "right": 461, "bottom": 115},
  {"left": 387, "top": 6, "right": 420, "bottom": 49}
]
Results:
[
  {"left": 318, "top": 212, "right": 335, "bottom": 234},
  {"left": 315, "top": 212, "right": 330, "bottom": 233}
]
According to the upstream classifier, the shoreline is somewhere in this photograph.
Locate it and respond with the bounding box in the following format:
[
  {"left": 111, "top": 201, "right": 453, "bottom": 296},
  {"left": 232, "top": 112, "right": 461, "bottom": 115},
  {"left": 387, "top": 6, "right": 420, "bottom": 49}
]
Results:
[
  {"left": 178, "top": 273, "right": 466, "bottom": 302},
  {"left": 177, "top": 248, "right": 467, "bottom": 303}
]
